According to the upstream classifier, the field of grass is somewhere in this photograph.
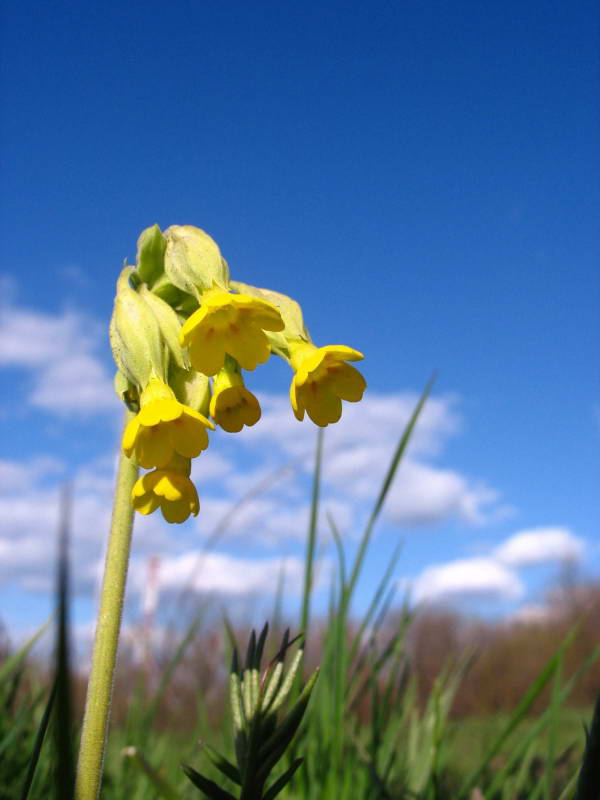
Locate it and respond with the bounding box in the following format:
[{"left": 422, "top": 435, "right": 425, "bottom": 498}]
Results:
[{"left": 2, "top": 385, "right": 599, "bottom": 799}]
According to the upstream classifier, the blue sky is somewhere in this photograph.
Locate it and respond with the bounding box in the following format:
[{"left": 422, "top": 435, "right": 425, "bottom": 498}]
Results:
[{"left": 0, "top": 0, "right": 598, "bottom": 641}]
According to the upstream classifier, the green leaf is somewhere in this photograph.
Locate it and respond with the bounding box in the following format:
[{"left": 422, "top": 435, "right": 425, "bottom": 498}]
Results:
[
  {"left": 201, "top": 742, "right": 241, "bottom": 785},
  {"left": 263, "top": 758, "right": 304, "bottom": 800},
  {"left": 575, "top": 694, "right": 600, "bottom": 800},
  {"left": 19, "top": 681, "right": 57, "bottom": 800},
  {"left": 182, "top": 765, "right": 237, "bottom": 800},
  {"left": 457, "top": 627, "right": 578, "bottom": 798}
]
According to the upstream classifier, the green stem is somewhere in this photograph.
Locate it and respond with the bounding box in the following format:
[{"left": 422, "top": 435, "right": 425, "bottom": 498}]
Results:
[{"left": 76, "top": 411, "right": 138, "bottom": 800}]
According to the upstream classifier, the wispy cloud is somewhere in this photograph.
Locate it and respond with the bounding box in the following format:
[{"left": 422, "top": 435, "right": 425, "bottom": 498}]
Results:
[
  {"left": 412, "top": 557, "right": 524, "bottom": 605},
  {"left": 0, "top": 301, "right": 117, "bottom": 414},
  {"left": 494, "top": 527, "right": 584, "bottom": 567}
]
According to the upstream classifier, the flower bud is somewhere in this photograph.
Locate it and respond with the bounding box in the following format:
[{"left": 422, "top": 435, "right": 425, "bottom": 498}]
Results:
[
  {"left": 109, "top": 266, "right": 166, "bottom": 390},
  {"left": 136, "top": 224, "right": 166, "bottom": 286},
  {"left": 138, "top": 284, "right": 188, "bottom": 370},
  {"left": 169, "top": 365, "right": 211, "bottom": 418},
  {"left": 164, "top": 225, "right": 229, "bottom": 297}
]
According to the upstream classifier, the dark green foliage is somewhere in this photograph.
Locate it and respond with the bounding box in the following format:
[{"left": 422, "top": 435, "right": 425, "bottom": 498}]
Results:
[{"left": 184, "top": 627, "right": 318, "bottom": 800}]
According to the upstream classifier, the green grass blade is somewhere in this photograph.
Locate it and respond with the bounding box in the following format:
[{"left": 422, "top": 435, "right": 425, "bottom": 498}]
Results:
[
  {"left": 122, "top": 746, "right": 180, "bottom": 800},
  {"left": 54, "top": 484, "right": 75, "bottom": 799},
  {"left": 485, "top": 643, "right": 600, "bottom": 797},
  {"left": 299, "top": 427, "right": 323, "bottom": 639},
  {"left": 457, "top": 627, "right": 578, "bottom": 799},
  {"left": 0, "top": 623, "right": 49, "bottom": 686},
  {"left": 19, "top": 680, "right": 57, "bottom": 800},
  {"left": 346, "top": 375, "right": 435, "bottom": 599},
  {"left": 574, "top": 693, "right": 600, "bottom": 800}
]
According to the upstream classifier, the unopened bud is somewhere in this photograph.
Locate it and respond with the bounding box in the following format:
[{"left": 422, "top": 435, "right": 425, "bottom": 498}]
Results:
[
  {"left": 138, "top": 284, "right": 187, "bottom": 370},
  {"left": 169, "top": 365, "right": 211, "bottom": 418},
  {"left": 109, "top": 266, "right": 166, "bottom": 389},
  {"left": 164, "top": 225, "right": 229, "bottom": 297},
  {"left": 136, "top": 224, "right": 166, "bottom": 286}
]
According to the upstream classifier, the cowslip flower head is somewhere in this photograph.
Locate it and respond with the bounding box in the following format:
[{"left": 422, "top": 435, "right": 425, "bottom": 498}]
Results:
[
  {"left": 288, "top": 341, "right": 366, "bottom": 426},
  {"left": 210, "top": 357, "right": 261, "bottom": 433},
  {"left": 122, "top": 376, "right": 214, "bottom": 469},
  {"left": 132, "top": 454, "right": 199, "bottom": 524},
  {"left": 179, "top": 287, "right": 284, "bottom": 376}
]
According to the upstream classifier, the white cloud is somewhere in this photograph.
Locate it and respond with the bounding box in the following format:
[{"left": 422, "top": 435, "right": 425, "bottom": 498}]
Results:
[
  {"left": 241, "top": 391, "right": 503, "bottom": 528},
  {"left": 412, "top": 557, "right": 524, "bottom": 605},
  {"left": 494, "top": 527, "right": 584, "bottom": 567},
  {"left": 130, "top": 550, "right": 304, "bottom": 596},
  {"left": 384, "top": 461, "right": 499, "bottom": 525},
  {"left": 0, "top": 302, "right": 116, "bottom": 414}
]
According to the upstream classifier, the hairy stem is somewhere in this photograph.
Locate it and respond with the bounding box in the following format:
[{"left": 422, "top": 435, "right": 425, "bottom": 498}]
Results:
[{"left": 76, "top": 412, "right": 138, "bottom": 800}]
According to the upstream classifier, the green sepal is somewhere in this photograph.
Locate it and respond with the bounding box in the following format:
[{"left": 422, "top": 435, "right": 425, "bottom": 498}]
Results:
[
  {"left": 169, "top": 365, "right": 211, "bottom": 417},
  {"left": 164, "top": 225, "right": 229, "bottom": 296},
  {"left": 182, "top": 765, "right": 237, "bottom": 800},
  {"left": 136, "top": 224, "right": 166, "bottom": 286},
  {"left": 109, "top": 266, "right": 166, "bottom": 388},
  {"left": 138, "top": 284, "right": 188, "bottom": 369},
  {"left": 151, "top": 274, "right": 185, "bottom": 307},
  {"left": 230, "top": 281, "right": 310, "bottom": 349},
  {"left": 113, "top": 371, "right": 140, "bottom": 412}
]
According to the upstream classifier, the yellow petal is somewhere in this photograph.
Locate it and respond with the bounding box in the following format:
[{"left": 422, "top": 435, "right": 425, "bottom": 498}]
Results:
[
  {"left": 225, "top": 326, "right": 270, "bottom": 371},
  {"left": 136, "top": 427, "right": 174, "bottom": 469},
  {"left": 133, "top": 493, "right": 161, "bottom": 515},
  {"left": 183, "top": 405, "right": 215, "bottom": 429},
  {"left": 321, "top": 345, "right": 364, "bottom": 363},
  {"left": 180, "top": 305, "right": 209, "bottom": 346},
  {"left": 122, "top": 415, "right": 141, "bottom": 456},
  {"left": 290, "top": 377, "right": 305, "bottom": 421},
  {"left": 188, "top": 335, "right": 226, "bottom": 376},
  {"left": 330, "top": 363, "right": 367, "bottom": 402},
  {"left": 153, "top": 473, "right": 185, "bottom": 502},
  {"left": 169, "top": 414, "right": 209, "bottom": 458},
  {"left": 303, "top": 383, "right": 342, "bottom": 427},
  {"left": 240, "top": 389, "right": 261, "bottom": 427},
  {"left": 138, "top": 398, "right": 182, "bottom": 426},
  {"left": 132, "top": 471, "right": 161, "bottom": 497}
]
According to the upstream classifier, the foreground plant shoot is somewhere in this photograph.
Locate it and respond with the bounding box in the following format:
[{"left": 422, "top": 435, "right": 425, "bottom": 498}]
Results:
[
  {"left": 75, "top": 224, "right": 366, "bottom": 799},
  {"left": 183, "top": 626, "right": 318, "bottom": 800}
]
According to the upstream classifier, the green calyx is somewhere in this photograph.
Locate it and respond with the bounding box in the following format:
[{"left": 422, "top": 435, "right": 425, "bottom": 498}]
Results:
[
  {"left": 164, "top": 225, "right": 230, "bottom": 297},
  {"left": 109, "top": 266, "right": 167, "bottom": 390}
]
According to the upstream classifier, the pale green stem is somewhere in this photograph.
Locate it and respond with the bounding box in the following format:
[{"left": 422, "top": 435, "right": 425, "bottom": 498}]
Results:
[{"left": 76, "top": 411, "right": 138, "bottom": 800}]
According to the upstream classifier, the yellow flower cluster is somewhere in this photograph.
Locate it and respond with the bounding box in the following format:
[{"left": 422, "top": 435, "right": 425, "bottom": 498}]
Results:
[{"left": 110, "top": 224, "right": 366, "bottom": 523}]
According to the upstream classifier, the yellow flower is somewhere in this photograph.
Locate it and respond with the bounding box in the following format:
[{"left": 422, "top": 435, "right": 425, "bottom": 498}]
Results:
[
  {"left": 122, "top": 377, "right": 214, "bottom": 469},
  {"left": 210, "top": 359, "right": 261, "bottom": 433},
  {"left": 179, "top": 288, "right": 284, "bottom": 376},
  {"left": 132, "top": 455, "right": 199, "bottom": 524},
  {"left": 288, "top": 341, "right": 366, "bottom": 427}
]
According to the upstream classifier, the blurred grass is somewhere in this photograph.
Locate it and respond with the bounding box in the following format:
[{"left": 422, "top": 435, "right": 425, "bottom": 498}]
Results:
[{"left": 2, "top": 379, "right": 600, "bottom": 799}]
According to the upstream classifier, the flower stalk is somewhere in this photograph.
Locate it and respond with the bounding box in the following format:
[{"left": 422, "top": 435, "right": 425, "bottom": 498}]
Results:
[{"left": 75, "top": 412, "right": 139, "bottom": 800}]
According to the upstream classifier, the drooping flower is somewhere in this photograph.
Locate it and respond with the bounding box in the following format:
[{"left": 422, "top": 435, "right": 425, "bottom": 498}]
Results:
[
  {"left": 179, "top": 288, "right": 284, "bottom": 376},
  {"left": 288, "top": 341, "right": 366, "bottom": 426},
  {"left": 122, "top": 376, "right": 214, "bottom": 469},
  {"left": 210, "top": 357, "right": 261, "bottom": 433},
  {"left": 132, "top": 454, "right": 199, "bottom": 524}
]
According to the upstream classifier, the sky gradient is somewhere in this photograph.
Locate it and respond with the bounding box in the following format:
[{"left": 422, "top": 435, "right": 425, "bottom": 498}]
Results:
[{"left": 0, "top": 0, "right": 598, "bottom": 641}]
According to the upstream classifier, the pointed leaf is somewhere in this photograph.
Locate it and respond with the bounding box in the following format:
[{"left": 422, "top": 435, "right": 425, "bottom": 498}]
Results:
[
  {"left": 182, "top": 765, "right": 237, "bottom": 800},
  {"left": 201, "top": 742, "right": 241, "bottom": 785},
  {"left": 263, "top": 758, "right": 304, "bottom": 800}
]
